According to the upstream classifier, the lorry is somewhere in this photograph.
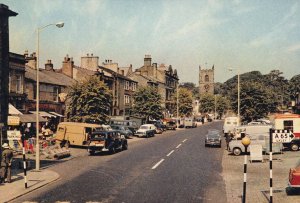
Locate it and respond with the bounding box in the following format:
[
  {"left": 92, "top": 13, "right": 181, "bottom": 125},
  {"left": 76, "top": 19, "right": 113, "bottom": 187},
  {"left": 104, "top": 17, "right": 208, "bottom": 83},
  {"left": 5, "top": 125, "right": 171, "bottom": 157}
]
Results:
[
  {"left": 223, "top": 116, "right": 241, "bottom": 136},
  {"left": 184, "top": 117, "right": 197, "bottom": 128},
  {"left": 55, "top": 122, "right": 105, "bottom": 147}
]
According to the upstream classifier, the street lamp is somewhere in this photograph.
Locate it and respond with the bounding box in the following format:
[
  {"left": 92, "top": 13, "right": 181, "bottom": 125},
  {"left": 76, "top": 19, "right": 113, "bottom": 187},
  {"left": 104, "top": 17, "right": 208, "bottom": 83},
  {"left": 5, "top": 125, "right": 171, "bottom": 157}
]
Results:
[
  {"left": 228, "top": 68, "right": 240, "bottom": 118},
  {"left": 36, "top": 22, "right": 64, "bottom": 170}
]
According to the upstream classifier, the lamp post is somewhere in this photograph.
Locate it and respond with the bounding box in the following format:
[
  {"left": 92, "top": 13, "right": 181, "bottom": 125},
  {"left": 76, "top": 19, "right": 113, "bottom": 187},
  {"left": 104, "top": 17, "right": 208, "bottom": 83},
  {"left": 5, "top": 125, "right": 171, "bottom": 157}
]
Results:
[
  {"left": 228, "top": 68, "right": 240, "bottom": 117},
  {"left": 36, "top": 22, "right": 64, "bottom": 171},
  {"left": 176, "top": 82, "right": 179, "bottom": 128},
  {"left": 241, "top": 136, "right": 251, "bottom": 203}
]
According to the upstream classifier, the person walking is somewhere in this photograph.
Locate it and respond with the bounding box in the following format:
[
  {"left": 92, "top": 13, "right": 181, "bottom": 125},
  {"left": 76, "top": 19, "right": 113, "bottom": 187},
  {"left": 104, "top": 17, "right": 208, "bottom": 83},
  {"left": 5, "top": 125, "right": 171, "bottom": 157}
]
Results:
[
  {"left": 226, "top": 134, "right": 232, "bottom": 151},
  {"left": 0, "top": 143, "right": 14, "bottom": 183}
]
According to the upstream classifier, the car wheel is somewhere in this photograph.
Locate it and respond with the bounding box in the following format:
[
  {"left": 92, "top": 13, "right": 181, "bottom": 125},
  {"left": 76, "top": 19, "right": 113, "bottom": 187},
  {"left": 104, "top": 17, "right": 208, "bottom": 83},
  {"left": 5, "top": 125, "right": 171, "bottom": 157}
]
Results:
[
  {"left": 89, "top": 150, "right": 95, "bottom": 156},
  {"left": 109, "top": 147, "right": 116, "bottom": 154},
  {"left": 122, "top": 142, "right": 128, "bottom": 150},
  {"left": 291, "top": 144, "right": 299, "bottom": 151},
  {"left": 233, "top": 147, "right": 242, "bottom": 156}
]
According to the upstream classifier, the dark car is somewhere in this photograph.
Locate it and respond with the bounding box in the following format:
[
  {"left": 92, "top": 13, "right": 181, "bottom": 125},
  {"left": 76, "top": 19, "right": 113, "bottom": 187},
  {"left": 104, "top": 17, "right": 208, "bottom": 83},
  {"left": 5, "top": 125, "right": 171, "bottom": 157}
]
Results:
[
  {"left": 87, "top": 130, "right": 128, "bottom": 155},
  {"left": 154, "top": 123, "right": 165, "bottom": 134},
  {"left": 110, "top": 125, "right": 133, "bottom": 138},
  {"left": 205, "top": 129, "right": 222, "bottom": 148}
]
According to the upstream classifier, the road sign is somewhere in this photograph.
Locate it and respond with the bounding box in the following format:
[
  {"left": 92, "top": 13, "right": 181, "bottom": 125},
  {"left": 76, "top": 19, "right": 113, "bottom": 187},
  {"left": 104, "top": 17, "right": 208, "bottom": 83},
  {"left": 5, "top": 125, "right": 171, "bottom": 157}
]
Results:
[{"left": 272, "top": 129, "right": 294, "bottom": 143}]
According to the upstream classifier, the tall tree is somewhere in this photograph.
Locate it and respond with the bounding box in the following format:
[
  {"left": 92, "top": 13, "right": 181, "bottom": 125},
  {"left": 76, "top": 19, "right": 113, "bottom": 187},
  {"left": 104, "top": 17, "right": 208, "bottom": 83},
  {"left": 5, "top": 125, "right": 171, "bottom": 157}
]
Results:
[
  {"left": 67, "top": 76, "right": 112, "bottom": 124},
  {"left": 199, "top": 93, "right": 215, "bottom": 113},
  {"left": 170, "top": 87, "right": 194, "bottom": 117},
  {"left": 216, "top": 95, "right": 231, "bottom": 118},
  {"left": 233, "top": 81, "right": 276, "bottom": 122},
  {"left": 132, "top": 86, "right": 163, "bottom": 121}
]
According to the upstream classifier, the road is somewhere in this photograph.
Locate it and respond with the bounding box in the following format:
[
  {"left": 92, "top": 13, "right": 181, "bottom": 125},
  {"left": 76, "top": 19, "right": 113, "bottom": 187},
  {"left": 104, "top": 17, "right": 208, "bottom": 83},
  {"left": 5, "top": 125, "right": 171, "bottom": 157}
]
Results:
[{"left": 13, "top": 121, "right": 226, "bottom": 203}]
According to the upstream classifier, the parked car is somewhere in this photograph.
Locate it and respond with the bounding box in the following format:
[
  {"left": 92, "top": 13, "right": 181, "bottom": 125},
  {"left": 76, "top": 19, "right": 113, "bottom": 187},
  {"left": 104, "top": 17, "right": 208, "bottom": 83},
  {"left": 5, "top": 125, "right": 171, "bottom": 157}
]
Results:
[
  {"left": 154, "top": 123, "right": 165, "bottom": 134},
  {"left": 110, "top": 125, "right": 133, "bottom": 138},
  {"left": 87, "top": 130, "right": 128, "bottom": 155},
  {"left": 205, "top": 129, "right": 222, "bottom": 147},
  {"left": 109, "top": 119, "right": 139, "bottom": 135},
  {"left": 135, "top": 124, "right": 156, "bottom": 138},
  {"left": 228, "top": 134, "right": 283, "bottom": 156}
]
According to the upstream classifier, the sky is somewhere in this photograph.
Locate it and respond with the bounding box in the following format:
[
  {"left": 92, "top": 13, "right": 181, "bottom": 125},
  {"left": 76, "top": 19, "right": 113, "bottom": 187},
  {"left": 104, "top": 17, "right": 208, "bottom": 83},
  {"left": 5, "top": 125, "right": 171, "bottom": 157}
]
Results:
[{"left": 2, "top": 0, "right": 300, "bottom": 83}]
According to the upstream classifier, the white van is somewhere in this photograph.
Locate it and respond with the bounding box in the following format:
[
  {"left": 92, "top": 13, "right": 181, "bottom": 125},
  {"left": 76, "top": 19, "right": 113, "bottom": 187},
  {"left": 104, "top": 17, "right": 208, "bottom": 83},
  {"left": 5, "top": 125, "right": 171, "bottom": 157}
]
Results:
[
  {"left": 223, "top": 117, "right": 240, "bottom": 136},
  {"left": 234, "top": 124, "right": 272, "bottom": 139},
  {"left": 184, "top": 117, "right": 196, "bottom": 128}
]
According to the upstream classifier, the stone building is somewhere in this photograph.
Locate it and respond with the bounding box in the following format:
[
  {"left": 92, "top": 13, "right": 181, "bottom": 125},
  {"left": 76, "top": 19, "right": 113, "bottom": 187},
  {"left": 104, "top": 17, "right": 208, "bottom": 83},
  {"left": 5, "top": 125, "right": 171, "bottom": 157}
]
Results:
[
  {"left": 24, "top": 52, "right": 75, "bottom": 116},
  {"left": 199, "top": 65, "right": 214, "bottom": 96},
  {"left": 128, "top": 55, "right": 179, "bottom": 117},
  {"left": 60, "top": 54, "right": 138, "bottom": 117},
  {"left": 9, "top": 52, "right": 26, "bottom": 111}
]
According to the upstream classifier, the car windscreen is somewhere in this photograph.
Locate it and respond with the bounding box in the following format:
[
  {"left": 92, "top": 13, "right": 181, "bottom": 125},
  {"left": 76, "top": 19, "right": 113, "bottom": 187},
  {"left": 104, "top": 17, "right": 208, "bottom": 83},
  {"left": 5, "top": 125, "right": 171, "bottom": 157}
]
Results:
[
  {"left": 207, "top": 133, "right": 220, "bottom": 139},
  {"left": 91, "top": 133, "right": 106, "bottom": 140},
  {"left": 140, "top": 126, "right": 148, "bottom": 129}
]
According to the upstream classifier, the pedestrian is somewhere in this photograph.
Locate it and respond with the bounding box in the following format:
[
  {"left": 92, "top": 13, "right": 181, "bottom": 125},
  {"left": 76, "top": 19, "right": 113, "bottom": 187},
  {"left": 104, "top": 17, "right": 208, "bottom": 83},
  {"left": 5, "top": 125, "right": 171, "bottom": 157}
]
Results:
[
  {"left": 226, "top": 134, "right": 232, "bottom": 150},
  {"left": 0, "top": 143, "right": 14, "bottom": 183}
]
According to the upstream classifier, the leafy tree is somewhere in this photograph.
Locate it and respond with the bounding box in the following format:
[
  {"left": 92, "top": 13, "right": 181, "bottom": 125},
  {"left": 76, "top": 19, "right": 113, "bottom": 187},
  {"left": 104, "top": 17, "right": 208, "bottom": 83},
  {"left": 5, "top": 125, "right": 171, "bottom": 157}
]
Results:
[
  {"left": 288, "top": 74, "right": 300, "bottom": 100},
  {"left": 232, "top": 81, "right": 276, "bottom": 122},
  {"left": 132, "top": 86, "right": 163, "bottom": 121},
  {"left": 216, "top": 95, "right": 231, "bottom": 118},
  {"left": 199, "top": 94, "right": 215, "bottom": 113},
  {"left": 288, "top": 74, "right": 300, "bottom": 113},
  {"left": 180, "top": 82, "right": 199, "bottom": 98},
  {"left": 263, "top": 70, "right": 289, "bottom": 108},
  {"left": 67, "top": 76, "right": 112, "bottom": 124},
  {"left": 178, "top": 88, "right": 194, "bottom": 116},
  {"left": 170, "top": 87, "right": 194, "bottom": 117}
]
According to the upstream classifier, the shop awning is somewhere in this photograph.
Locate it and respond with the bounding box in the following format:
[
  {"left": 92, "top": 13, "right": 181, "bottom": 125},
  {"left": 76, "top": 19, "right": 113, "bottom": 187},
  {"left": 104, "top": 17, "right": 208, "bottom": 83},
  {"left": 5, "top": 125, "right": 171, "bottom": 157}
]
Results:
[
  {"left": 9, "top": 103, "right": 23, "bottom": 115},
  {"left": 29, "top": 111, "right": 56, "bottom": 118},
  {"left": 19, "top": 114, "right": 48, "bottom": 123},
  {"left": 49, "top": 111, "right": 64, "bottom": 117}
]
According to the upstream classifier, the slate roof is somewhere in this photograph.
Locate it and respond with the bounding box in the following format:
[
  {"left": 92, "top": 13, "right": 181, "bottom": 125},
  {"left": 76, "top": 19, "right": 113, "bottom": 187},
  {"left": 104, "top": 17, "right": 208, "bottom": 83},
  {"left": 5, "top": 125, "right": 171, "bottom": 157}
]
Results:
[{"left": 25, "top": 66, "right": 75, "bottom": 86}]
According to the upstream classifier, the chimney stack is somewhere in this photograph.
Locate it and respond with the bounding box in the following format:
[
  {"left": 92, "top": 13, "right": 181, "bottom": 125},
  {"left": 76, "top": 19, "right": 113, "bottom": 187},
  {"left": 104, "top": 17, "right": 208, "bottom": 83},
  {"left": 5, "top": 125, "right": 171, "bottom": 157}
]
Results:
[
  {"left": 144, "top": 54, "right": 152, "bottom": 67},
  {"left": 45, "top": 59, "right": 54, "bottom": 71}
]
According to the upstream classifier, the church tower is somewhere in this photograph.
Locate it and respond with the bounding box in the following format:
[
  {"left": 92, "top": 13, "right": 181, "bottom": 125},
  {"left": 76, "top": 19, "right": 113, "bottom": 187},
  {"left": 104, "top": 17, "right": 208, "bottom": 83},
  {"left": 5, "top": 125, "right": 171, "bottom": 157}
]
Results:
[{"left": 199, "top": 65, "right": 214, "bottom": 96}]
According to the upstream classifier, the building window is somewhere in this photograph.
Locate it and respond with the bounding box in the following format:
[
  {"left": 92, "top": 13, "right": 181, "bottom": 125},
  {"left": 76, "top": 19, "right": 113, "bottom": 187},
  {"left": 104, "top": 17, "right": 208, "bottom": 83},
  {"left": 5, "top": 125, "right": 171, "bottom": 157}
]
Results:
[
  {"left": 53, "top": 87, "right": 60, "bottom": 102},
  {"left": 16, "top": 75, "right": 22, "bottom": 94},
  {"left": 205, "top": 75, "right": 209, "bottom": 82},
  {"left": 132, "top": 82, "right": 136, "bottom": 91},
  {"left": 124, "top": 81, "right": 130, "bottom": 90},
  {"left": 283, "top": 120, "right": 293, "bottom": 131},
  {"left": 124, "top": 95, "right": 130, "bottom": 104}
]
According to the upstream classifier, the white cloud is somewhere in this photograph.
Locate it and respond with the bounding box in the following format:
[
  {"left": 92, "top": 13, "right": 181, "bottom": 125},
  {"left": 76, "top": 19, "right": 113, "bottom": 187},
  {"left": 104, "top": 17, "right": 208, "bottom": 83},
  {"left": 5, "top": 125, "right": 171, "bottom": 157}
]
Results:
[{"left": 286, "top": 43, "right": 300, "bottom": 53}]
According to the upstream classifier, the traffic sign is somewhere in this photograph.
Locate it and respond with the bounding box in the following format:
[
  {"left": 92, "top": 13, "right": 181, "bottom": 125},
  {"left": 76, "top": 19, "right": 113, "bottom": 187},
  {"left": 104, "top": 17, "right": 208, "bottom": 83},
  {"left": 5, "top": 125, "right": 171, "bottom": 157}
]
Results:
[{"left": 272, "top": 129, "right": 294, "bottom": 143}]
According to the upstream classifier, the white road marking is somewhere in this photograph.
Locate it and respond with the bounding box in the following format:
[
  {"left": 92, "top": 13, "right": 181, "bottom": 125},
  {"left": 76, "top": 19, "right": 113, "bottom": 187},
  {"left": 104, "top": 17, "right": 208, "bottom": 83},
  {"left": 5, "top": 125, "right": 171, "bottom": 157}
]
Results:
[
  {"left": 151, "top": 159, "right": 165, "bottom": 169},
  {"left": 176, "top": 144, "right": 182, "bottom": 148},
  {"left": 182, "top": 139, "right": 187, "bottom": 143},
  {"left": 166, "top": 150, "right": 175, "bottom": 157}
]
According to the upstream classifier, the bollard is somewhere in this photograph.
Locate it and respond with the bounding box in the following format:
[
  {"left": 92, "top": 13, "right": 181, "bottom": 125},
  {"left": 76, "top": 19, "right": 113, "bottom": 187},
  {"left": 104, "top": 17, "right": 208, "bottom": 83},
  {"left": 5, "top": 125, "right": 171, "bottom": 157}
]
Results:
[
  {"left": 21, "top": 134, "right": 27, "bottom": 189},
  {"left": 241, "top": 137, "right": 251, "bottom": 203},
  {"left": 269, "top": 128, "right": 273, "bottom": 203}
]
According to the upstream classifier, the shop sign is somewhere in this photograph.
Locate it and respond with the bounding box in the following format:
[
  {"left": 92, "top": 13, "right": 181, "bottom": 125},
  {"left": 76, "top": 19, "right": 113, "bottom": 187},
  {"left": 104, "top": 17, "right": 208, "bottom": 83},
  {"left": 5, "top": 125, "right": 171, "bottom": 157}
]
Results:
[
  {"left": 8, "top": 116, "right": 20, "bottom": 126},
  {"left": 7, "top": 130, "right": 21, "bottom": 140}
]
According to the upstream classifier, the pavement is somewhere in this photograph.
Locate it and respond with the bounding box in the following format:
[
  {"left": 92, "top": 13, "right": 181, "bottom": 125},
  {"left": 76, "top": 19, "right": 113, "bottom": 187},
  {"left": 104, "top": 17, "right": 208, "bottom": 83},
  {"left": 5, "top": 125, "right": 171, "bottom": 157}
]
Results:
[
  {"left": 222, "top": 148, "right": 300, "bottom": 202},
  {"left": 0, "top": 169, "right": 59, "bottom": 203}
]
